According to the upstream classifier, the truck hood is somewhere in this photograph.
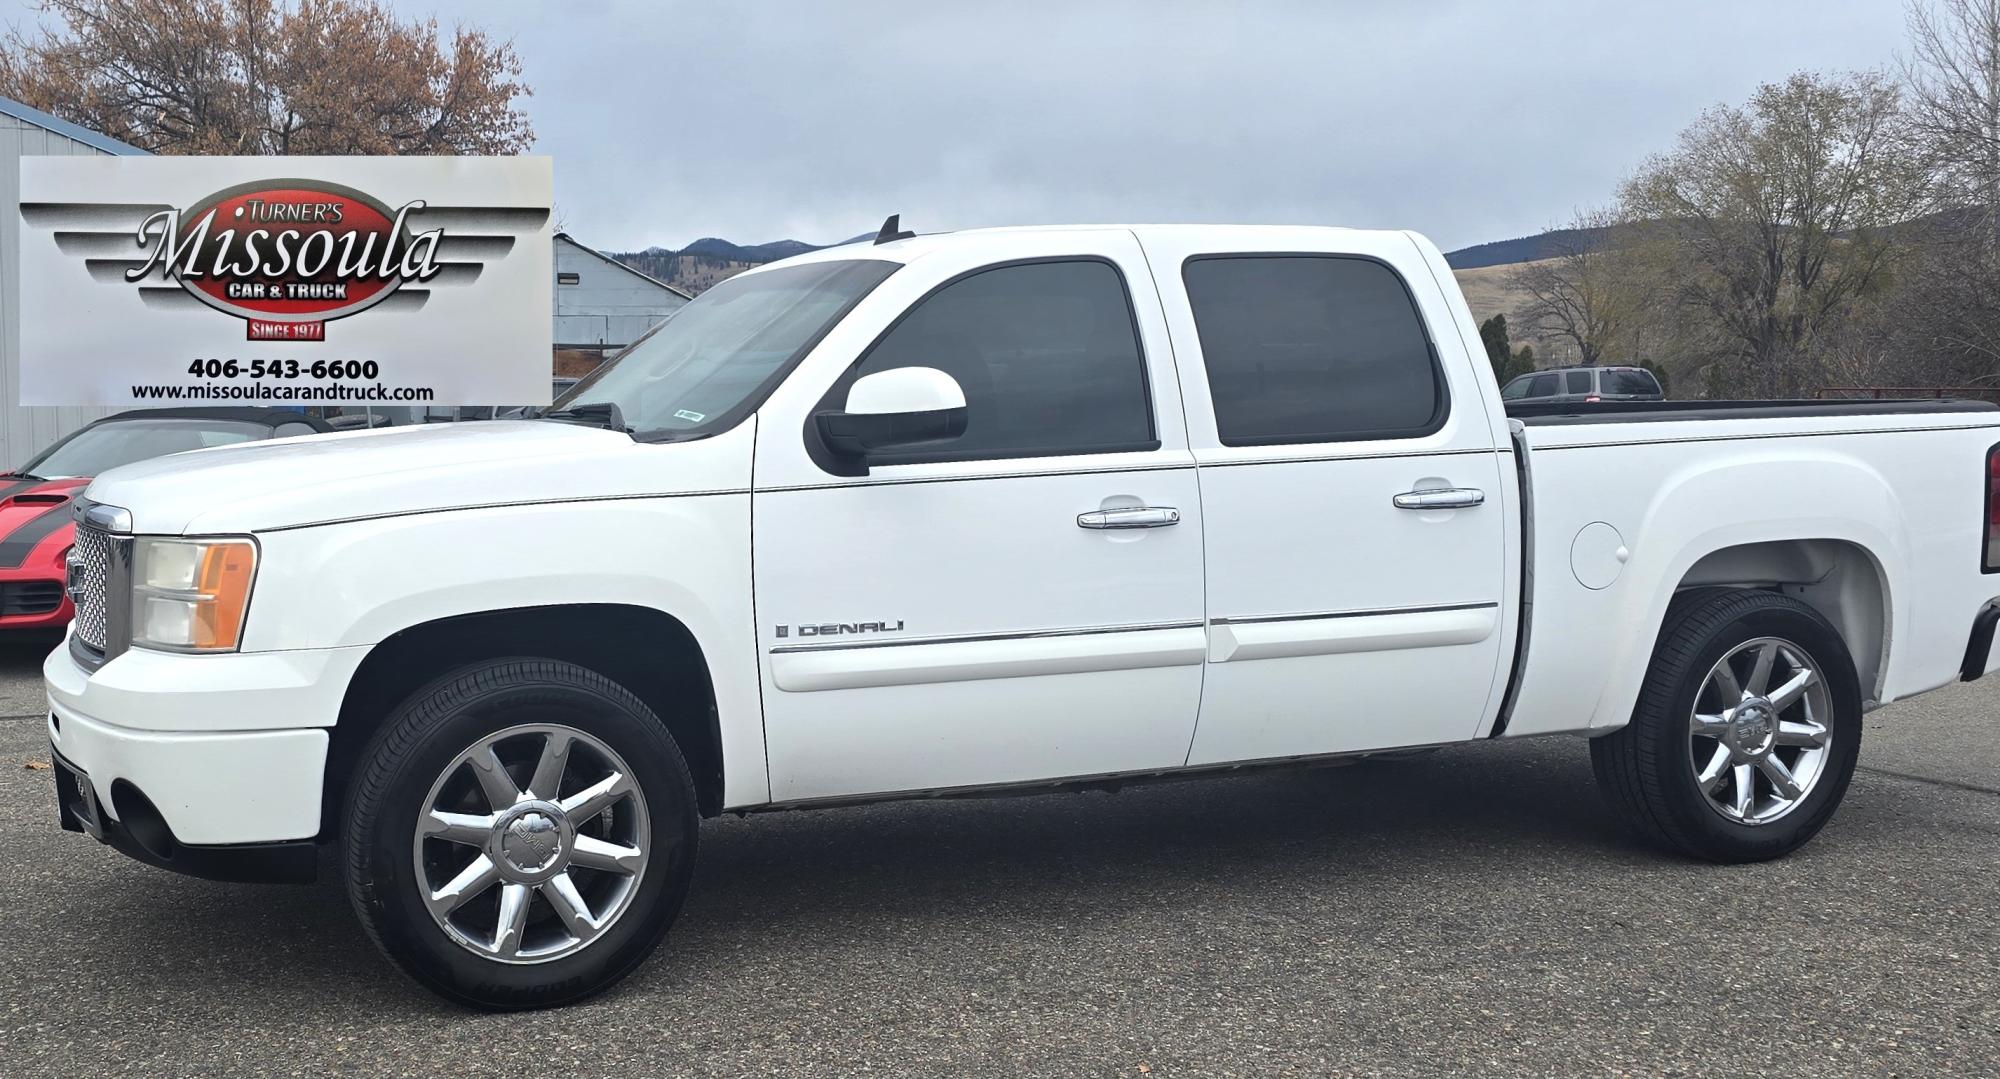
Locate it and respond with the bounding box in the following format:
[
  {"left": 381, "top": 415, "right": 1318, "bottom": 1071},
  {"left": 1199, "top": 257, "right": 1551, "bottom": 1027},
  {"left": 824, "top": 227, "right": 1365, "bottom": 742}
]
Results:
[{"left": 85, "top": 420, "right": 748, "bottom": 535}]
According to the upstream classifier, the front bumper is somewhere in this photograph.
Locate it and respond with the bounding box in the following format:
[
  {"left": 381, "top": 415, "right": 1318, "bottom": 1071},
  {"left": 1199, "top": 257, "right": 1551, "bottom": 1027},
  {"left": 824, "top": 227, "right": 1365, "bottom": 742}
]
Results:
[
  {"left": 44, "top": 636, "right": 366, "bottom": 861},
  {"left": 52, "top": 746, "right": 318, "bottom": 883}
]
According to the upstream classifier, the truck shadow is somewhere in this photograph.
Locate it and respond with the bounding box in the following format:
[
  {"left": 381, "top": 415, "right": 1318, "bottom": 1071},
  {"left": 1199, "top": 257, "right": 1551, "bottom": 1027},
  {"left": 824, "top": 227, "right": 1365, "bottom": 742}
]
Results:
[{"left": 46, "top": 737, "right": 1641, "bottom": 1021}]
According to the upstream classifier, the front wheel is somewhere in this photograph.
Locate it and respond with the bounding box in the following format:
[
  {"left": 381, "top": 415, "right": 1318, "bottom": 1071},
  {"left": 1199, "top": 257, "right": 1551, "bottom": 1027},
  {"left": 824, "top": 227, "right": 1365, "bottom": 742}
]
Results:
[
  {"left": 1592, "top": 589, "right": 1863, "bottom": 863},
  {"left": 342, "top": 659, "right": 699, "bottom": 1010}
]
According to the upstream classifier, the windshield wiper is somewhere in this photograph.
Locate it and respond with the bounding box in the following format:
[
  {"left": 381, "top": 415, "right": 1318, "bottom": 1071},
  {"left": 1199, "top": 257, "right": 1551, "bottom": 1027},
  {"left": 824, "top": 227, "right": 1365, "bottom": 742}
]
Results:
[{"left": 539, "top": 402, "right": 632, "bottom": 433}]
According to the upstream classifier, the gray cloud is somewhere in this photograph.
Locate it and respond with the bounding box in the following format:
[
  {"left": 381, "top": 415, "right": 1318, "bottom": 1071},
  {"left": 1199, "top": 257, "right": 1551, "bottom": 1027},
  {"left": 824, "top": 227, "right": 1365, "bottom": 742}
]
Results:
[{"left": 406, "top": 1, "right": 1900, "bottom": 250}]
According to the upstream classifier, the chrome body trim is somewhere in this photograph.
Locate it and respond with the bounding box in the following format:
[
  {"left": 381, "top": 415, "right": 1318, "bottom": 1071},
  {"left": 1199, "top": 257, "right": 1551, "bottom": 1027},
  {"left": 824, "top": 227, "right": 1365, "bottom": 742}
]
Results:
[
  {"left": 1077, "top": 506, "right": 1180, "bottom": 529},
  {"left": 1392, "top": 487, "right": 1485, "bottom": 510},
  {"left": 1209, "top": 601, "right": 1498, "bottom": 626},
  {"left": 769, "top": 619, "right": 1205, "bottom": 654},
  {"left": 76, "top": 499, "right": 132, "bottom": 535}
]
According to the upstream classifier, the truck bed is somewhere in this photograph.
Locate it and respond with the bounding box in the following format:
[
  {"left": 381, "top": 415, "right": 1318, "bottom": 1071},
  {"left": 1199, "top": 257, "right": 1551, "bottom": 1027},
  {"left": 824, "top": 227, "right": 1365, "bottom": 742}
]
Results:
[{"left": 1501, "top": 396, "right": 2000, "bottom": 743}]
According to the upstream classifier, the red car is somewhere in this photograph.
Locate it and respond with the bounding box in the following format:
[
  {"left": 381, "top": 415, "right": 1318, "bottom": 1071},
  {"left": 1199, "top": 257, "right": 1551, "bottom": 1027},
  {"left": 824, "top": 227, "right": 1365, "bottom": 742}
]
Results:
[{"left": 0, "top": 408, "right": 331, "bottom": 636}]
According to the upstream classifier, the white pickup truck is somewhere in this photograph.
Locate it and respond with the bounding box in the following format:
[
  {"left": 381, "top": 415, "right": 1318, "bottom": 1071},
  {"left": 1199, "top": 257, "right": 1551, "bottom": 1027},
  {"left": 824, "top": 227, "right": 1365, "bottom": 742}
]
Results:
[{"left": 45, "top": 224, "right": 2000, "bottom": 1009}]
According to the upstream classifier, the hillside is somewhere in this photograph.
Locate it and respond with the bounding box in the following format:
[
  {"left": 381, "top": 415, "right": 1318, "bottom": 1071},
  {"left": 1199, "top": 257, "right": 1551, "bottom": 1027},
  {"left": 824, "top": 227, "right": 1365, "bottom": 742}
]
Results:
[
  {"left": 1450, "top": 259, "right": 1578, "bottom": 363},
  {"left": 1443, "top": 226, "right": 1620, "bottom": 270}
]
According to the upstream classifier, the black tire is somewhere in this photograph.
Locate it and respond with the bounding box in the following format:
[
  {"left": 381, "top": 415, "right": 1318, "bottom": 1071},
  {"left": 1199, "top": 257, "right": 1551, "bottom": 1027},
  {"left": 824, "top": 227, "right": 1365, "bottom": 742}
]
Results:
[
  {"left": 1591, "top": 589, "right": 1863, "bottom": 863},
  {"left": 342, "top": 658, "right": 699, "bottom": 1010}
]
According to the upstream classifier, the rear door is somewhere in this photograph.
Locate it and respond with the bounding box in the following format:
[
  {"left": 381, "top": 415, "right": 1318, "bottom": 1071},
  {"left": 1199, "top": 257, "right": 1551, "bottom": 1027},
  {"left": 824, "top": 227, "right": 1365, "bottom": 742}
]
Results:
[{"left": 1137, "top": 230, "right": 1513, "bottom": 762}]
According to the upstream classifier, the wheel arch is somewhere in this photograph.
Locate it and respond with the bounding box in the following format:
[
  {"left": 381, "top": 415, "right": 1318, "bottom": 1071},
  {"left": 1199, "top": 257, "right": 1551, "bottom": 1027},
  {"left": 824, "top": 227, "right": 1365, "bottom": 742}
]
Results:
[
  {"left": 323, "top": 603, "right": 727, "bottom": 835},
  {"left": 1676, "top": 538, "right": 1892, "bottom": 704}
]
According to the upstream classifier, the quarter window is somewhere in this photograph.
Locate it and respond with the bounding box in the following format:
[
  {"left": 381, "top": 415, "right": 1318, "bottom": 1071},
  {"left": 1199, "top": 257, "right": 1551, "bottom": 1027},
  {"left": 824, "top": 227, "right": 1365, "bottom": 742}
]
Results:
[
  {"left": 851, "top": 259, "right": 1157, "bottom": 463},
  {"left": 1182, "top": 256, "right": 1446, "bottom": 445}
]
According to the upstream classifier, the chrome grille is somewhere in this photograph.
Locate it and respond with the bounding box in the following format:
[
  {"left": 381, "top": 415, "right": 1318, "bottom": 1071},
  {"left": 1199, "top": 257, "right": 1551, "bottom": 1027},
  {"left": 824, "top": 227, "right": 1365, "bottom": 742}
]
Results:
[{"left": 68, "top": 524, "right": 113, "bottom": 649}]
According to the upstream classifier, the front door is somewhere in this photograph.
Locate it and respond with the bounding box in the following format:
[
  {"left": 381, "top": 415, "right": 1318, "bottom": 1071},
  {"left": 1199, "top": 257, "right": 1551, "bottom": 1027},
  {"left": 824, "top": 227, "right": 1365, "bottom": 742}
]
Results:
[
  {"left": 752, "top": 232, "right": 1206, "bottom": 801},
  {"left": 1139, "top": 232, "right": 1513, "bottom": 763}
]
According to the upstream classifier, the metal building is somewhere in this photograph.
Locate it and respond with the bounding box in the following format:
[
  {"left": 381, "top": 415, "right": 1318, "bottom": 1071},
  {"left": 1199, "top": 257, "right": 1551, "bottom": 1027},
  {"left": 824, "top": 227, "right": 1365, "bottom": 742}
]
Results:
[
  {"left": 553, "top": 233, "right": 690, "bottom": 353},
  {"left": 0, "top": 96, "right": 145, "bottom": 469}
]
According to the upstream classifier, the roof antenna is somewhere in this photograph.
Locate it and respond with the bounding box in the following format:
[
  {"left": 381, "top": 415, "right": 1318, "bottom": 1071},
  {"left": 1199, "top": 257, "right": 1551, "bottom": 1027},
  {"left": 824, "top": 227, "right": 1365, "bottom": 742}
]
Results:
[{"left": 874, "top": 214, "right": 916, "bottom": 245}]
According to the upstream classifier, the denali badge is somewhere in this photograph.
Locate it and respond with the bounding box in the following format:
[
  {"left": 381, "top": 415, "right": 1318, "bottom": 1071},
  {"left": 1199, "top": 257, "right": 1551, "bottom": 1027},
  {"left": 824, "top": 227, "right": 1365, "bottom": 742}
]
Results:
[{"left": 775, "top": 620, "right": 905, "bottom": 639}]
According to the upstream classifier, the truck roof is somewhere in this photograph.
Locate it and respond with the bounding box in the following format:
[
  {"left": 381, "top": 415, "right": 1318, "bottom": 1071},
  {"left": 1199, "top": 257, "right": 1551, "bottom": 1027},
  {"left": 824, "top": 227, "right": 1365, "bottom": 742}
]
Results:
[{"left": 754, "top": 223, "right": 1414, "bottom": 274}]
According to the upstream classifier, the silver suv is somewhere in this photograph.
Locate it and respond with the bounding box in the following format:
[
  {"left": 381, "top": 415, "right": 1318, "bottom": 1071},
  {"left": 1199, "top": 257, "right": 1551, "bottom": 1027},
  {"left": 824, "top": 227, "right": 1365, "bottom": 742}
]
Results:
[{"left": 1501, "top": 365, "right": 1663, "bottom": 404}]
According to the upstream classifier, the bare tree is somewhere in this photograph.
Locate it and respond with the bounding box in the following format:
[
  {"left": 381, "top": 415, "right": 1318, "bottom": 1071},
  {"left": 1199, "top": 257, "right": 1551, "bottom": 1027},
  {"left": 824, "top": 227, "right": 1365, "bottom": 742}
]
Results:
[
  {"left": 1506, "top": 207, "right": 1633, "bottom": 366},
  {"left": 1888, "top": 1, "right": 2000, "bottom": 387},
  {"left": 1620, "top": 72, "right": 1926, "bottom": 398},
  {"left": 0, "top": 0, "right": 533, "bottom": 155},
  {"left": 1905, "top": 1, "right": 2000, "bottom": 239}
]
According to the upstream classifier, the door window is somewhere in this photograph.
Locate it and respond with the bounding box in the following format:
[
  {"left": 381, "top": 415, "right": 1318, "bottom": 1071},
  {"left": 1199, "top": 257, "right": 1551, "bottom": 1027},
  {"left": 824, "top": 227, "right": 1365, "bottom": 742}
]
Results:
[
  {"left": 1563, "top": 370, "right": 1593, "bottom": 394},
  {"left": 1182, "top": 255, "right": 1445, "bottom": 446},
  {"left": 850, "top": 259, "right": 1157, "bottom": 464},
  {"left": 1525, "top": 373, "right": 1558, "bottom": 397}
]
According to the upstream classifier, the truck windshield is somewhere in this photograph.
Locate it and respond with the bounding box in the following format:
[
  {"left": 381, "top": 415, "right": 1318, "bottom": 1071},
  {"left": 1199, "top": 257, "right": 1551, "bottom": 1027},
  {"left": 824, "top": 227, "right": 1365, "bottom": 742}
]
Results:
[{"left": 551, "top": 258, "right": 900, "bottom": 440}]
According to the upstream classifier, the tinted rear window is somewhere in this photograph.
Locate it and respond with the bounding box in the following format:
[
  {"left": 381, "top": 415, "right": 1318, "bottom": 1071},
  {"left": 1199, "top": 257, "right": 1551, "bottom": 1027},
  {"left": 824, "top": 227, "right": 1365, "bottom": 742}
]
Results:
[
  {"left": 1182, "top": 256, "right": 1445, "bottom": 446},
  {"left": 1601, "top": 369, "right": 1662, "bottom": 396}
]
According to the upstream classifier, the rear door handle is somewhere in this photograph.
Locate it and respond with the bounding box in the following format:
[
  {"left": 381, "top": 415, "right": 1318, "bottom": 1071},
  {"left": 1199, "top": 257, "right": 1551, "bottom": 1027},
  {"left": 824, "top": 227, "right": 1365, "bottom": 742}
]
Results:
[
  {"left": 1078, "top": 506, "right": 1181, "bottom": 529},
  {"left": 1393, "top": 488, "right": 1485, "bottom": 510}
]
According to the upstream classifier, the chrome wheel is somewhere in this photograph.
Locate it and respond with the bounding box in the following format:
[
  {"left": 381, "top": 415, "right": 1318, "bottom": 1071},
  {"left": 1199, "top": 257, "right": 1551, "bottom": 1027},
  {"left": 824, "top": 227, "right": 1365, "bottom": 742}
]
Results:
[
  {"left": 1689, "top": 637, "right": 1833, "bottom": 825},
  {"left": 414, "top": 723, "right": 649, "bottom": 964}
]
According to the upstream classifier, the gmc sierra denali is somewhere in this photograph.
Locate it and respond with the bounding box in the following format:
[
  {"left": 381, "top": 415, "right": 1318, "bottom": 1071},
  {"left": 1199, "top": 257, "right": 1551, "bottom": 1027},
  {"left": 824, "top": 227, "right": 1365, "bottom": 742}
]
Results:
[{"left": 45, "top": 224, "right": 2000, "bottom": 1009}]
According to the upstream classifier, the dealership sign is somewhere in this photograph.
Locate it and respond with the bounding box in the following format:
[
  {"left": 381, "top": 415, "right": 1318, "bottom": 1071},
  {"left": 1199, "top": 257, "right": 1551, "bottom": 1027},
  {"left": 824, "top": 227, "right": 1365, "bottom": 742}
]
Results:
[{"left": 18, "top": 156, "right": 552, "bottom": 406}]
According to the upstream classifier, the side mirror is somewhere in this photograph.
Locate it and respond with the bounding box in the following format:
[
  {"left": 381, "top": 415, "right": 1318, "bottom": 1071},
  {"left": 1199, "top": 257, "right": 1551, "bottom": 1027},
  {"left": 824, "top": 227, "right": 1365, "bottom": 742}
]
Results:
[{"left": 816, "top": 366, "right": 968, "bottom": 458}]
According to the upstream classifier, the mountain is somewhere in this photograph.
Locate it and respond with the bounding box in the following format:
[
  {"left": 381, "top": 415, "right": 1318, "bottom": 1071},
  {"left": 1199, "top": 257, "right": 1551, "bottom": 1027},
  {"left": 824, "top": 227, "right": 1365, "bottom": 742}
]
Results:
[
  {"left": 607, "top": 234, "right": 874, "bottom": 294},
  {"left": 675, "top": 237, "right": 827, "bottom": 263}
]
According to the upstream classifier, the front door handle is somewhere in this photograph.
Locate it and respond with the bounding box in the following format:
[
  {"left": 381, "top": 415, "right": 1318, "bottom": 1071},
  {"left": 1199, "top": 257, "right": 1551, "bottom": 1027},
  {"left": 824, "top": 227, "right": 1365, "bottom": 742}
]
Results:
[
  {"left": 1393, "top": 488, "right": 1485, "bottom": 510},
  {"left": 1078, "top": 506, "right": 1181, "bottom": 529}
]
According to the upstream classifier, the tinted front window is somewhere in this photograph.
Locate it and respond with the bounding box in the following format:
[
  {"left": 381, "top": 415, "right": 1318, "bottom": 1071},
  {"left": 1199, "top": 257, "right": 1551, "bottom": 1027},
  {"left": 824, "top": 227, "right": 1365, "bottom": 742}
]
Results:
[
  {"left": 852, "top": 259, "right": 1155, "bottom": 463},
  {"left": 1501, "top": 378, "right": 1532, "bottom": 400},
  {"left": 1602, "top": 370, "right": 1662, "bottom": 396},
  {"left": 1183, "top": 256, "right": 1444, "bottom": 445},
  {"left": 1526, "top": 373, "right": 1558, "bottom": 397},
  {"left": 20, "top": 419, "right": 267, "bottom": 478},
  {"left": 560, "top": 259, "right": 899, "bottom": 439}
]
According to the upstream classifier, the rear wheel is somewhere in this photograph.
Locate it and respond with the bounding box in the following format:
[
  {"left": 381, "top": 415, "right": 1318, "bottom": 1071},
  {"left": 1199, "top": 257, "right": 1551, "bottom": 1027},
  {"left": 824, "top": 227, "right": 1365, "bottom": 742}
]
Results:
[
  {"left": 1591, "top": 589, "right": 1862, "bottom": 863},
  {"left": 343, "top": 659, "right": 699, "bottom": 1009}
]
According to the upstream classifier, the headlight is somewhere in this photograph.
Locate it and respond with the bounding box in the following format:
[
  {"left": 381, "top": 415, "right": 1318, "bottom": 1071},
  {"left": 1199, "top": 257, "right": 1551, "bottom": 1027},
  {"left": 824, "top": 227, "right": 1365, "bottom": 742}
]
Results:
[{"left": 131, "top": 536, "right": 258, "bottom": 652}]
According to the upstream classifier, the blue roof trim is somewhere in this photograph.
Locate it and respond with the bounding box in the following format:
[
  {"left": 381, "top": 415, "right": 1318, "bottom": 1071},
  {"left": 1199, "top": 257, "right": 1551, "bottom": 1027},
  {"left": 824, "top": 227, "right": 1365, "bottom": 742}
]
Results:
[{"left": 0, "top": 95, "right": 146, "bottom": 155}]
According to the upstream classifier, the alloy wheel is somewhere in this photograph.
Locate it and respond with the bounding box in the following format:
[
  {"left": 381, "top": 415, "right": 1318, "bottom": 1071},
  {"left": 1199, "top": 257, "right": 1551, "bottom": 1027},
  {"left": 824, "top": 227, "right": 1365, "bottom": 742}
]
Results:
[
  {"left": 1688, "top": 637, "right": 1833, "bottom": 825},
  {"left": 413, "top": 723, "right": 650, "bottom": 964}
]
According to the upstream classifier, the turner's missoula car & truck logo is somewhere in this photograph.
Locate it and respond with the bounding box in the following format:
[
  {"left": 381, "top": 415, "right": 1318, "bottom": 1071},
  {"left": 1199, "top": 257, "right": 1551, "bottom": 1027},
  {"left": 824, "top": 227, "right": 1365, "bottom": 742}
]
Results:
[
  {"left": 71, "top": 179, "right": 465, "bottom": 342},
  {"left": 122, "top": 179, "right": 447, "bottom": 341}
]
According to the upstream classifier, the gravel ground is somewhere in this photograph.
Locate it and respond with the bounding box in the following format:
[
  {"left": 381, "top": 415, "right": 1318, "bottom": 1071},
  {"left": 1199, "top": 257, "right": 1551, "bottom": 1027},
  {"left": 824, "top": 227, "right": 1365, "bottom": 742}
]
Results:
[{"left": 1, "top": 640, "right": 1995, "bottom": 1077}]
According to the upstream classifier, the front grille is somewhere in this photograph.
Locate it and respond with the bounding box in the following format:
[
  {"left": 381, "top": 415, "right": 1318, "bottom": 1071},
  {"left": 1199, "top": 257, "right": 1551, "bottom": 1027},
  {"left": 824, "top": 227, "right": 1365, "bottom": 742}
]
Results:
[
  {"left": 69, "top": 524, "right": 114, "bottom": 649},
  {"left": 0, "top": 580, "right": 63, "bottom": 616}
]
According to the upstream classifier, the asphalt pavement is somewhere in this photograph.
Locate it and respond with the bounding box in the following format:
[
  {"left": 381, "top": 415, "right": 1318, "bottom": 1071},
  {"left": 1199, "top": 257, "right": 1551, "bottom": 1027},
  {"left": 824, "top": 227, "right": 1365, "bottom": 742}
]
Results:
[{"left": 1, "top": 640, "right": 1995, "bottom": 1077}]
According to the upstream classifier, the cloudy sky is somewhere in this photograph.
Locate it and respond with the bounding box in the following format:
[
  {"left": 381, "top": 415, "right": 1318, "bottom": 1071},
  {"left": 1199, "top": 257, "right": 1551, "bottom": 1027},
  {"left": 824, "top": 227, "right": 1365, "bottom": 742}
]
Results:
[{"left": 22, "top": 0, "right": 1917, "bottom": 253}]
